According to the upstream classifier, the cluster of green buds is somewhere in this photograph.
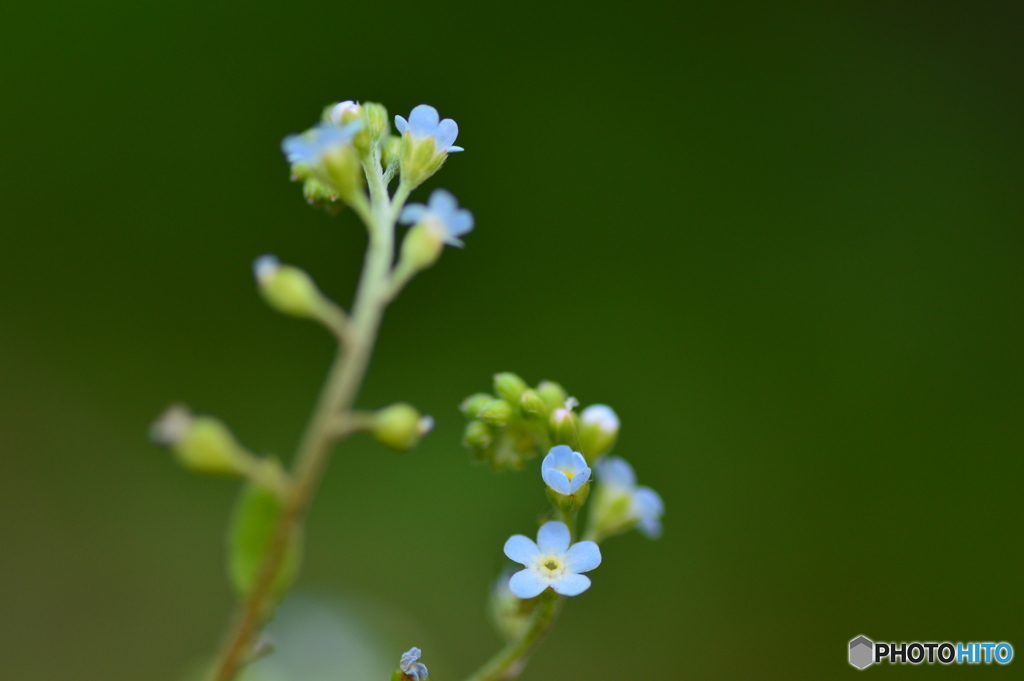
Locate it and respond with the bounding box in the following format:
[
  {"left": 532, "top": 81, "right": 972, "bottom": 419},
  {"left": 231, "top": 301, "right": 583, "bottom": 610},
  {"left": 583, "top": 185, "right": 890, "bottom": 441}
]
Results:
[{"left": 459, "top": 373, "right": 621, "bottom": 470}]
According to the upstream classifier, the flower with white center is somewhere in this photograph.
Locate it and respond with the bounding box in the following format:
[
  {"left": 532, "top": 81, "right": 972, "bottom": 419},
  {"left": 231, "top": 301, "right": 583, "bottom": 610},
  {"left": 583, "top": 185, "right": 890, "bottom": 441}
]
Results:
[
  {"left": 593, "top": 456, "right": 665, "bottom": 539},
  {"left": 395, "top": 104, "right": 463, "bottom": 153},
  {"left": 399, "top": 189, "right": 474, "bottom": 247},
  {"left": 281, "top": 121, "right": 364, "bottom": 166},
  {"left": 503, "top": 521, "right": 601, "bottom": 598},
  {"left": 399, "top": 647, "right": 428, "bottom": 681},
  {"left": 541, "top": 445, "right": 591, "bottom": 495}
]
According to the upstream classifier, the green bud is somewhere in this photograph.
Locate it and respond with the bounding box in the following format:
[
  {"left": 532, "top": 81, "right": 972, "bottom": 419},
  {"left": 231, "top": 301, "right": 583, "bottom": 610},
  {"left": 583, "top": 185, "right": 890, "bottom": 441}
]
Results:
[
  {"left": 460, "top": 393, "right": 496, "bottom": 419},
  {"left": 302, "top": 178, "right": 343, "bottom": 216},
  {"left": 462, "top": 420, "right": 493, "bottom": 449},
  {"left": 150, "top": 404, "right": 251, "bottom": 476},
  {"left": 489, "top": 569, "right": 538, "bottom": 641},
  {"left": 577, "top": 404, "right": 620, "bottom": 462},
  {"left": 371, "top": 403, "right": 433, "bottom": 452},
  {"left": 363, "top": 102, "right": 389, "bottom": 141},
  {"left": 517, "top": 389, "right": 546, "bottom": 419},
  {"left": 549, "top": 398, "right": 580, "bottom": 447},
  {"left": 546, "top": 480, "right": 590, "bottom": 513},
  {"left": 536, "top": 380, "right": 568, "bottom": 412},
  {"left": 589, "top": 486, "right": 636, "bottom": 542},
  {"left": 478, "top": 399, "right": 514, "bottom": 427},
  {"left": 493, "top": 372, "right": 528, "bottom": 405},
  {"left": 381, "top": 135, "right": 402, "bottom": 169},
  {"left": 490, "top": 423, "right": 541, "bottom": 471},
  {"left": 397, "top": 222, "right": 444, "bottom": 274},
  {"left": 399, "top": 133, "right": 447, "bottom": 189},
  {"left": 321, "top": 143, "right": 364, "bottom": 203},
  {"left": 253, "top": 255, "right": 325, "bottom": 319}
]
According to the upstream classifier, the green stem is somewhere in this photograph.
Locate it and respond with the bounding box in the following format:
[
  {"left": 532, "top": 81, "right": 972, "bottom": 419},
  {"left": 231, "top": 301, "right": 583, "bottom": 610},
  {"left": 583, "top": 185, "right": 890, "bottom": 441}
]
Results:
[
  {"left": 206, "top": 153, "right": 396, "bottom": 681},
  {"left": 462, "top": 594, "right": 563, "bottom": 681}
]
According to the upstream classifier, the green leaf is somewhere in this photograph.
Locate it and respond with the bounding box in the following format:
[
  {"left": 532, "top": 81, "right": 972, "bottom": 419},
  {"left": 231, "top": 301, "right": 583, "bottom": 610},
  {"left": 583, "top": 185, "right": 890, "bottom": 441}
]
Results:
[{"left": 228, "top": 483, "right": 302, "bottom": 598}]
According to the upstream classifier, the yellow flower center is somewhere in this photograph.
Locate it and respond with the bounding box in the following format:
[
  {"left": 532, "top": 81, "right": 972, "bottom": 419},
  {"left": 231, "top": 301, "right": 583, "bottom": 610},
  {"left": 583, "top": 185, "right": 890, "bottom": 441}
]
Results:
[{"left": 540, "top": 556, "right": 564, "bottom": 576}]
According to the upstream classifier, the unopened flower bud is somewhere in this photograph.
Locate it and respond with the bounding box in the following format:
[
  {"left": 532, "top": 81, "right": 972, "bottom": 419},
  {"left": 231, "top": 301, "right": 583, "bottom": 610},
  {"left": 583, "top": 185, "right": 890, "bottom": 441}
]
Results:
[
  {"left": 150, "top": 404, "right": 251, "bottom": 476},
  {"left": 536, "top": 381, "right": 568, "bottom": 413},
  {"left": 578, "top": 404, "right": 620, "bottom": 462},
  {"left": 372, "top": 403, "right": 433, "bottom": 452},
  {"left": 489, "top": 568, "right": 537, "bottom": 641},
  {"left": 363, "top": 102, "right": 389, "bottom": 141},
  {"left": 517, "top": 389, "right": 546, "bottom": 419},
  {"left": 321, "top": 143, "right": 364, "bottom": 201},
  {"left": 381, "top": 136, "right": 402, "bottom": 169},
  {"left": 460, "top": 393, "right": 495, "bottom": 419},
  {"left": 493, "top": 372, "right": 528, "bottom": 405},
  {"left": 462, "top": 420, "right": 493, "bottom": 449},
  {"left": 253, "top": 255, "right": 325, "bottom": 319},
  {"left": 478, "top": 399, "right": 514, "bottom": 427},
  {"left": 398, "top": 222, "right": 445, "bottom": 273},
  {"left": 550, "top": 397, "right": 580, "bottom": 447}
]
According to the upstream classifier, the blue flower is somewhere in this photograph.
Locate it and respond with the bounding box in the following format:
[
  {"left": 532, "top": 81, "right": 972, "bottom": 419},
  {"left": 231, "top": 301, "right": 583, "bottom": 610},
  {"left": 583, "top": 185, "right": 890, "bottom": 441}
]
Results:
[
  {"left": 395, "top": 104, "right": 464, "bottom": 153},
  {"left": 399, "top": 189, "right": 474, "bottom": 246},
  {"left": 541, "top": 445, "right": 591, "bottom": 495},
  {"left": 281, "top": 121, "right": 364, "bottom": 166},
  {"left": 400, "top": 647, "right": 428, "bottom": 681},
  {"left": 503, "top": 521, "right": 602, "bottom": 598},
  {"left": 595, "top": 457, "right": 665, "bottom": 538}
]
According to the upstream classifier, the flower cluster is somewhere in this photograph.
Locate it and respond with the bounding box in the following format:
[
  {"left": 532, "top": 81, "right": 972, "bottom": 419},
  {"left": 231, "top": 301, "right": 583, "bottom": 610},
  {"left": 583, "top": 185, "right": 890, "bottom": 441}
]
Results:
[
  {"left": 471, "top": 373, "right": 664, "bottom": 614},
  {"left": 460, "top": 373, "right": 621, "bottom": 471}
]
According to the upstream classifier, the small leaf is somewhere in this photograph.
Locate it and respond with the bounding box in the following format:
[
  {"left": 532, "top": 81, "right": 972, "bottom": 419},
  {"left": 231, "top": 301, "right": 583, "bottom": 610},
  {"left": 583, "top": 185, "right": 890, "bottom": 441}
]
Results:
[{"left": 228, "top": 483, "right": 302, "bottom": 598}]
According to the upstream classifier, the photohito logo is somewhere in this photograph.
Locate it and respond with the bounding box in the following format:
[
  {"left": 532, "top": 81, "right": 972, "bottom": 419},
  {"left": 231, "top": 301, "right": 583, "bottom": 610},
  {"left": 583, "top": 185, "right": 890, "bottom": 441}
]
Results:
[{"left": 849, "top": 636, "right": 1014, "bottom": 669}]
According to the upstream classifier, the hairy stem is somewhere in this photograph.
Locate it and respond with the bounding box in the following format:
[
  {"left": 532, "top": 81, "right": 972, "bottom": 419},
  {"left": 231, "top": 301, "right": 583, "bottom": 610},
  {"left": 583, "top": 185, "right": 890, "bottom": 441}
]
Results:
[
  {"left": 206, "top": 158, "right": 395, "bottom": 681},
  {"left": 462, "top": 594, "right": 563, "bottom": 681}
]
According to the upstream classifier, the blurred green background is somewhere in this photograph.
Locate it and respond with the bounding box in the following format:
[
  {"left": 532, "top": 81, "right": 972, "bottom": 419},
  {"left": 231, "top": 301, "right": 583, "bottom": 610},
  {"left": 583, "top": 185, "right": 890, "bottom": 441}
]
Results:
[{"left": 1, "top": 1, "right": 1022, "bottom": 679}]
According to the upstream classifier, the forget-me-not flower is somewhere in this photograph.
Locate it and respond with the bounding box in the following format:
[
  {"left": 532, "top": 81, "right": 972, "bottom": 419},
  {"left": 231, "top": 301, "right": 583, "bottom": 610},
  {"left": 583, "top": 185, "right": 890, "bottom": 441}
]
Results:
[
  {"left": 503, "top": 521, "right": 601, "bottom": 598},
  {"left": 399, "top": 189, "right": 474, "bottom": 247},
  {"left": 395, "top": 104, "right": 463, "bottom": 153},
  {"left": 594, "top": 456, "right": 665, "bottom": 539},
  {"left": 281, "top": 121, "right": 364, "bottom": 166},
  {"left": 400, "top": 647, "right": 428, "bottom": 681},
  {"left": 541, "top": 445, "right": 591, "bottom": 495}
]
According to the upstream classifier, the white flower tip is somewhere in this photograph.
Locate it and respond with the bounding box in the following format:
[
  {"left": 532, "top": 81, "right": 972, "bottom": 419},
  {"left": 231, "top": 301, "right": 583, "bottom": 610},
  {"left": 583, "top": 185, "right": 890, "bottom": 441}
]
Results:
[
  {"left": 330, "top": 100, "right": 360, "bottom": 123},
  {"left": 149, "top": 403, "right": 192, "bottom": 446},
  {"left": 564, "top": 397, "right": 579, "bottom": 411},
  {"left": 417, "top": 415, "right": 435, "bottom": 436},
  {"left": 253, "top": 254, "right": 280, "bottom": 284},
  {"left": 581, "top": 404, "right": 619, "bottom": 432}
]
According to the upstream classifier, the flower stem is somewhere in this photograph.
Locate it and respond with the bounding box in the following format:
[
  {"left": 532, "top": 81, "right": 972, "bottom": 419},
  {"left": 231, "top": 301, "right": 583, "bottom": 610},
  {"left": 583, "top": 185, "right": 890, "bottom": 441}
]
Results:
[
  {"left": 206, "top": 157, "right": 396, "bottom": 681},
  {"left": 462, "top": 594, "right": 564, "bottom": 681}
]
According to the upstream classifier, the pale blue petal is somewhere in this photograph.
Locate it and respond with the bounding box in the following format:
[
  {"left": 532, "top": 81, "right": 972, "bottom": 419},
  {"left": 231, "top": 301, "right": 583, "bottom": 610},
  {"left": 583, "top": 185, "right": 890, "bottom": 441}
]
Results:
[
  {"left": 399, "top": 204, "right": 427, "bottom": 225},
  {"left": 536, "top": 521, "right": 570, "bottom": 554},
  {"left": 400, "top": 648, "right": 421, "bottom": 669},
  {"left": 550, "top": 573, "right": 591, "bottom": 596},
  {"left": 409, "top": 663, "right": 428, "bottom": 681},
  {"left": 448, "top": 145, "right": 464, "bottom": 152},
  {"left": 547, "top": 445, "right": 575, "bottom": 468},
  {"left": 509, "top": 569, "right": 548, "bottom": 599},
  {"left": 435, "top": 118, "right": 459, "bottom": 150},
  {"left": 541, "top": 450, "right": 557, "bottom": 473},
  {"left": 564, "top": 541, "right": 601, "bottom": 573},
  {"left": 566, "top": 466, "right": 591, "bottom": 494},
  {"left": 408, "top": 105, "right": 439, "bottom": 137},
  {"left": 637, "top": 516, "right": 663, "bottom": 539},
  {"left": 597, "top": 456, "right": 636, "bottom": 489},
  {"left": 542, "top": 468, "right": 571, "bottom": 495},
  {"left": 428, "top": 188, "right": 458, "bottom": 217},
  {"left": 634, "top": 486, "right": 664, "bottom": 517},
  {"left": 503, "top": 534, "right": 539, "bottom": 565},
  {"left": 395, "top": 115, "right": 408, "bottom": 134}
]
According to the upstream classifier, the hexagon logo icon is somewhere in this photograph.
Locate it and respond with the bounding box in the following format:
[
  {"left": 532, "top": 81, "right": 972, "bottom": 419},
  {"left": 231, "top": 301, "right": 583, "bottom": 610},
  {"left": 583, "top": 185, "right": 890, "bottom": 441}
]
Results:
[{"left": 849, "top": 635, "right": 874, "bottom": 669}]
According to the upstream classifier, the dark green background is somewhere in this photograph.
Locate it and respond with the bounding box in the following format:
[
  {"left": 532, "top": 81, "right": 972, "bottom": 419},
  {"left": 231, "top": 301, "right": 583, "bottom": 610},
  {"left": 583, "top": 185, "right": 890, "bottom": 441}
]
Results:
[{"left": 1, "top": 1, "right": 1021, "bottom": 679}]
